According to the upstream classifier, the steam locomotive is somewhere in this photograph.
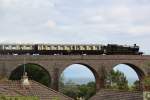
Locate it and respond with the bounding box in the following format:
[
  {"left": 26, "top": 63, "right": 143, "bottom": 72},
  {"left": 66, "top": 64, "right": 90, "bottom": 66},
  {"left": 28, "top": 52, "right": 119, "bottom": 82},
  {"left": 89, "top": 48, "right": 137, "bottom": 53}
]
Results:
[{"left": 0, "top": 44, "right": 143, "bottom": 55}]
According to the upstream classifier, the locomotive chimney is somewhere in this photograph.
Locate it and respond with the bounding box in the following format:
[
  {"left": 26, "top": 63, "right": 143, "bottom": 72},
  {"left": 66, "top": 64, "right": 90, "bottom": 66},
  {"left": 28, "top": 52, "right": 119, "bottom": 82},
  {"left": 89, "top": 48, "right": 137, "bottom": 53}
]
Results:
[{"left": 134, "top": 44, "right": 136, "bottom": 47}]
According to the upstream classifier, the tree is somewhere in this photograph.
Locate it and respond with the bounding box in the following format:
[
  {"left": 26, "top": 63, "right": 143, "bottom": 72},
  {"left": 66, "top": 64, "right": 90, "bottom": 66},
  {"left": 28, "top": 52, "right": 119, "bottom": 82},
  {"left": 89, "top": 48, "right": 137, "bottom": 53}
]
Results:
[
  {"left": 59, "top": 72, "right": 96, "bottom": 99},
  {"left": 61, "top": 79, "right": 79, "bottom": 99},
  {"left": 59, "top": 73, "right": 65, "bottom": 89},
  {"left": 59, "top": 79, "right": 96, "bottom": 100},
  {"left": 9, "top": 64, "right": 51, "bottom": 87},
  {"left": 106, "top": 70, "right": 129, "bottom": 90},
  {"left": 131, "top": 80, "right": 140, "bottom": 91},
  {"left": 142, "top": 76, "right": 150, "bottom": 91},
  {"left": 78, "top": 82, "right": 96, "bottom": 100}
]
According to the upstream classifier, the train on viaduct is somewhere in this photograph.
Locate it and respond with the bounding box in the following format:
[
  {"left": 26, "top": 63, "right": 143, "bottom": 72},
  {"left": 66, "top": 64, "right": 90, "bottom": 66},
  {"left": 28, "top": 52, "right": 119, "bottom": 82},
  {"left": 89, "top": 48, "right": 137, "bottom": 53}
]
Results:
[
  {"left": 0, "top": 43, "right": 143, "bottom": 55},
  {"left": 0, "top": 43, "right": 149, "bottom": 92}
]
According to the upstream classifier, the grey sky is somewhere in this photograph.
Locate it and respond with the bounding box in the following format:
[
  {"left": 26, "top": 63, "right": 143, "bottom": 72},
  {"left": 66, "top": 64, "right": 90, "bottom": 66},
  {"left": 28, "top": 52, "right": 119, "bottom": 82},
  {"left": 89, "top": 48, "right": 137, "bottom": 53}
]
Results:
[
  {"left": 1, "top": 0, "right": 148, "bottom": 82},
  {"left": 0, "top": 0, "right": 150, "bottom": 54}
]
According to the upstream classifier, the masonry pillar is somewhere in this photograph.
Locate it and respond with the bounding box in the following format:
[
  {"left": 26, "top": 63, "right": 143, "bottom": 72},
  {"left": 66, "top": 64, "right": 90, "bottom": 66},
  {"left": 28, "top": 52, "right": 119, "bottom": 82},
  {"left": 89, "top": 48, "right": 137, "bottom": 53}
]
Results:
[
  {"left": 97, "top": 66, "right": 106, "bottom": 91},
  {"left": 95, "top": 77, "right": 105, "bottom": 92},
  {"left": 140, "top": 72, "right": 149, "bottom": 91},
  {"left": 51, "top": 67, "right": 59, "bottom": 91},
  {"left": 0, "top": 62, "right": 7, "bottom": 79},
  {"left": 139, "top": 78, "right": 144, "bottom": 91}
]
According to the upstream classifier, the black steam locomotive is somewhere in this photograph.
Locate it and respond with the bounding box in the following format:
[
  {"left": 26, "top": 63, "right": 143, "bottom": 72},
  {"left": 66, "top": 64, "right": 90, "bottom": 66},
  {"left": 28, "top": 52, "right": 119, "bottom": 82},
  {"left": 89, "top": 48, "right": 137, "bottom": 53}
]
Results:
[
  {"left": 0, "top": 44, "right": 143, "bottom": 55},
  {"left": 103, "top": 44, "right": 142, "bottom": 55}
]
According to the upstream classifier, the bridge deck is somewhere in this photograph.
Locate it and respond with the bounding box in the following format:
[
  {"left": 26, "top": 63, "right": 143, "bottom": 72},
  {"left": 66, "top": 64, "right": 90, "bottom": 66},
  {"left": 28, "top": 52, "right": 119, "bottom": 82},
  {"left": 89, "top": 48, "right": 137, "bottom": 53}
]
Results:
[{"left": 0, "top": 55, "right": 149, "bottom": 60}]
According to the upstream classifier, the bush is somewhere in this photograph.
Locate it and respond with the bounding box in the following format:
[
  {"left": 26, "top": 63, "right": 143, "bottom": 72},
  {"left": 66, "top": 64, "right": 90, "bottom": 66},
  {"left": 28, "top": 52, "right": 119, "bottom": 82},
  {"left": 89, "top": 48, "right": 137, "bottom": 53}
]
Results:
[
  {"left": 143, "top": 76, "right": 150, "bottom": 86},
  {"left": 143, "top": 76, "right": 150, "bottom": 91}
]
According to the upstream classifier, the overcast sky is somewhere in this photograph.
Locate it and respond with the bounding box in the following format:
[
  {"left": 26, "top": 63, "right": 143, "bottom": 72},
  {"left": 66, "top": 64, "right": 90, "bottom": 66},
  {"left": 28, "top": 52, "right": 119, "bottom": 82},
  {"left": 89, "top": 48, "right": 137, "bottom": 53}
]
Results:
[
  {"left": 1, "top": 0, "right": 148, "bottom": 82},
  {"left": 0, "top": 0, "right": 150, "bottom": 54}
]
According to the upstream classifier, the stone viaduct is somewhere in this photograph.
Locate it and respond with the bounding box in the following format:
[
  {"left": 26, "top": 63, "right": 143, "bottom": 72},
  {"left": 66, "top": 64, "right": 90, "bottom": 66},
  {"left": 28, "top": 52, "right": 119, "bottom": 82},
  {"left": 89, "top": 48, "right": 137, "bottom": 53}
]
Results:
[{"left": 0, "top": 55, "right": 150, "bottom": 92}]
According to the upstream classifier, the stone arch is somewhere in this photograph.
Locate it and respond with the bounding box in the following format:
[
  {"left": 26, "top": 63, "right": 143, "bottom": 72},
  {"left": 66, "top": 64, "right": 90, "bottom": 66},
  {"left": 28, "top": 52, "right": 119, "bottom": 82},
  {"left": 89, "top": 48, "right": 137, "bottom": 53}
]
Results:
[
  {"left": 9, "top": 63, "right": 51, "bottom": 87},
  {"left": 59, "top": 63, "right": 101, "bottom": 91},
  {"left": 112, "top": 63, "right": 145, "bottom": 80},
  {"left": 111, "top": 63, "right": 145, "bottom": 90}
]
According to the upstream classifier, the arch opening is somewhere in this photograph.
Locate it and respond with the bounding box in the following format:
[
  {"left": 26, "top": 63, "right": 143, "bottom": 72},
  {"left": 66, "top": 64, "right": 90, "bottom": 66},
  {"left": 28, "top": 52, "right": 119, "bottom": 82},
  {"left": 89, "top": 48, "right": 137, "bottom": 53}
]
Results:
[
  {"left": 59, "top": 63, "right": 98, "bottom": 100},
  {"left": 9, "top": 63, "right": 51, "bottom": 87},
  {"left": 106, "top": 63, "right": 145, "bottom": 91}
]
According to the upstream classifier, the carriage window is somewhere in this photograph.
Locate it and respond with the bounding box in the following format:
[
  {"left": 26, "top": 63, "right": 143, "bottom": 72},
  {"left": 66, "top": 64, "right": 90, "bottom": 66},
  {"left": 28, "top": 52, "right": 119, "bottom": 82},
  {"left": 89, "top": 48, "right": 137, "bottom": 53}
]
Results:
[
  {"left": 70, "top": 46, "right": 73, "bottom": 50},
  {"left": 42, "top": 45, "right": 46, "bottom": 49},
  {"left": 47, "top": 46, "right": 51, "bottom": 50},
  {"left": 72, "top": 45, "right": 75, "bottom": 50},
  {"left": 52, "top": 46, "right": 57, "bottom": 50},
  {"left": 83, "top": 46, "right": 86, "bottom": 50},
  {"left": 12, "top": 45, "right": 16, "bottom": 49},
  {"left": 95, "top": 46, "right": 100, "bottom": 50},
  {"left": 20, "top": 45, "right": 24, "bottom": 50},
  {"left": 65, "top": 46, "right": 71, "bottom": 50},
  {"left": 58, "top": 46, "right": 63, "bottom": 50},
  {"left": 25, "top": 45, "right": 32, "bottom": 50},
  {"left": 86, "top": 46, "right": 90, "bottom": 50},
  {"left": 80, "top": 46, "right": 83, "bottom": 50},
  {"left": 5, "top": 45, "right": 10, "bottom": 50},
  {"left": 38, "top": 45, "right": 42, "bottom": 50},
  {"left": 93, "top": 46, "right": 96, "bottom": 50},
  {"left": 89, "top": 46, "right": 93, "bottom": 50},
  {"left": 76, "top": 46, "right": 80, "bottom": 50},
  {"left": 60, "top": 46, "right": 64, "bottom": 50},
  {"left": 0, "top": 46, "right": 2, "bottom": 49}
]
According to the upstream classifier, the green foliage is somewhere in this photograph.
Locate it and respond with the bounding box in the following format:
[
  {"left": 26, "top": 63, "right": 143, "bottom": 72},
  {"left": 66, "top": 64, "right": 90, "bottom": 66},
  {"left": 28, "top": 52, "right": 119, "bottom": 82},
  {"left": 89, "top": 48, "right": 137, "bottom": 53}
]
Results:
[
  {"left": 130, "top": 80, "right": 140, "bottom": 91},
  {"left": 143, "top": 76, "right": 150, "bottom": 86},
  {"left": 59, "top": 73, "right": 65, "bottom": 88},
  {"left": 59, "top": 79, "right": 96, "bottom": 100},
  {"left": 9, "top": 64, "right": 51, "bottom": 87},
  {"left": 60, "top": 79, "right": 79, "bottom": 99},
  {"left": 106, "top": 70, "right": 141, "bottom": 91},
  {"left": 78, "top": 82, "right": 96, "bottom": 100},
  {"left": 52, "top": 97, "right": 60, "bottom": 100},
  {"left": 0, "top": 95, "right": 39, "bottom": 100},
  {"left": 106, "top": 70, "right": 129, "bottom": 90}
]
